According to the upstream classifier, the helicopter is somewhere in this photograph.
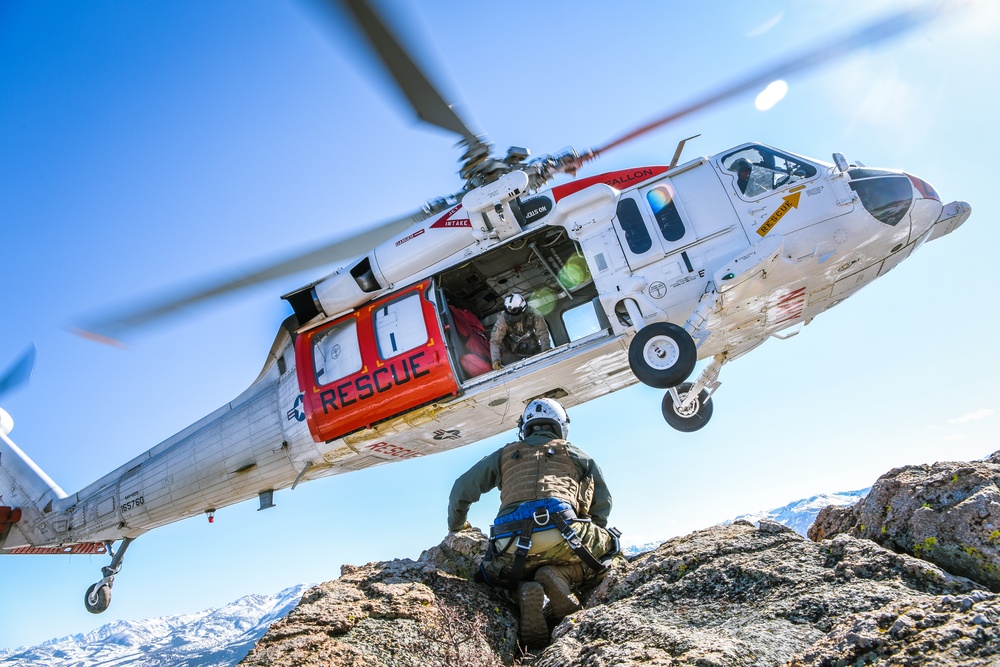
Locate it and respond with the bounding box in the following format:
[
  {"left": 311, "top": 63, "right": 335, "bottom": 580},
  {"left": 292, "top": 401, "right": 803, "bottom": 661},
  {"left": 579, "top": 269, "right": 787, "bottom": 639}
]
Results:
[{"left": 0, "top": 0, "right": 972, "bottom": 618}]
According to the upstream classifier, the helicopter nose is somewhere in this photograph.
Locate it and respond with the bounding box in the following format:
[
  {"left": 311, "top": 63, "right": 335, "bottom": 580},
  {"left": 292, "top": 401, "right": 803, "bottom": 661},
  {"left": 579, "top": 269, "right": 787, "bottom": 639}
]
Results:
[
  {"left": 905, "top": 173, "right": 944, "bottom": 237},
  {"left": 906, "top": 173, "right": 940, "bottom": 201}
]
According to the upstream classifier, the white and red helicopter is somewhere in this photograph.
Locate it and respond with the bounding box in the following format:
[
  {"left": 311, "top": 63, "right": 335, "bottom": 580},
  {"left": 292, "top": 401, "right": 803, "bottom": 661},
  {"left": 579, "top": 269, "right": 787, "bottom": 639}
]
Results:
[{"left": 0, "top": 0, "right": 971, "bottom": 614}]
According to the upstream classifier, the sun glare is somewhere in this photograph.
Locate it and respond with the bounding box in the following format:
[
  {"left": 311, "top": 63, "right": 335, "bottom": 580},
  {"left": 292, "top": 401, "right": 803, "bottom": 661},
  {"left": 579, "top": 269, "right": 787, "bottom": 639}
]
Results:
[{"left": 755, "top": 80, "right": 788, "bottom": 111}]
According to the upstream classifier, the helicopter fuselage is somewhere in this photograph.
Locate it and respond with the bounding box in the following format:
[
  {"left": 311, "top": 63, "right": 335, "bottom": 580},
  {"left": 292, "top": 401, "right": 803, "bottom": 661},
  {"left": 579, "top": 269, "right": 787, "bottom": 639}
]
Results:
[{"left": 0, "top": 142, "right": 970, "bottom": 553}]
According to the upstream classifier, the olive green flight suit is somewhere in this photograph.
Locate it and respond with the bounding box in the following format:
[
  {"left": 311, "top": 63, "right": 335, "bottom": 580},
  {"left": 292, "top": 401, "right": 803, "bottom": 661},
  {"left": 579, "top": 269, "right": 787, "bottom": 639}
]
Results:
[{"left": 448, "top": 430, "right": 617, "bottom": 583}]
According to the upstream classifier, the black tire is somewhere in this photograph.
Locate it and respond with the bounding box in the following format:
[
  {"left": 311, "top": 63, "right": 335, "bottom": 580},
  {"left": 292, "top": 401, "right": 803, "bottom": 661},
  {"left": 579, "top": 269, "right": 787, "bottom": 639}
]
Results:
[
  {"left": 85, "top": 583, "right": 111, "bottom": 614},
  {"left": 627, "top": 322, "right": 697, "bottom": 389},
  {"left": 661, "top": 383, "right": 713, "bottom": 432}
]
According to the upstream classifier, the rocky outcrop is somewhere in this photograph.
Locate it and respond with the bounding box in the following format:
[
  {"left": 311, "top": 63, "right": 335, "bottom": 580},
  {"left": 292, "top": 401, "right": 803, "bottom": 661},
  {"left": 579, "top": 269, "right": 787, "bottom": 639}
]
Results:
[
  {"left": 538, "top": 520, "right": 994, "bottom": 666},
  {"left": 788, "top": 591, "right": 1000, "bottom": 666},
  {"left": 238, "top": 451, "right": 1000, "bottom": 666},
  {"left": 809, "top": 450, "right": 1000, "bottom": 592},
  {"left": 242, "top": 519, "right": 999, "bottom": 666},
  {"left": 240, "top": 531, "right": 517, "bottom": 666}
]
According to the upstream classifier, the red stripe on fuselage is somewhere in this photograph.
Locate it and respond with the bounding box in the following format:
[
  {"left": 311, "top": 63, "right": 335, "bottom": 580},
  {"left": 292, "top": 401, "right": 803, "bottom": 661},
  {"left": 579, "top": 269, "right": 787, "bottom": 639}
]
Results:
[{"left": 552, "top": 166, "right": 669, "bottom": 201}]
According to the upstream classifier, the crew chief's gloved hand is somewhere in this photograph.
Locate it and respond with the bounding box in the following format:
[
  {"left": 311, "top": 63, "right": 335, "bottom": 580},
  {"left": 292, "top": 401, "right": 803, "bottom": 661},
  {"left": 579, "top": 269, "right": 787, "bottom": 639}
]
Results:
[{"left": 492, "top": 360, "right": 502, "bottom": 371}]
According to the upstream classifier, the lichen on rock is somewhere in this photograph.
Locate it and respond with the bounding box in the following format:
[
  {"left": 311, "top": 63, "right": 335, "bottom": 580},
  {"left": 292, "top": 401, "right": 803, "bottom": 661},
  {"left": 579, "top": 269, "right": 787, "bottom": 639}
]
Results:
[{"left": 809, "top": 450, "right": 1000, "bottom": 592}]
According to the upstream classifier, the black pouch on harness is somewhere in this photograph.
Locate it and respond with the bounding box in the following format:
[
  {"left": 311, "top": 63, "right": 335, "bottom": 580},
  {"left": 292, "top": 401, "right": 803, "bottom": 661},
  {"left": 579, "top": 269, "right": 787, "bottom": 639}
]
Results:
[{"left": 512, "top": 334, "right": 541, "bottom": 356}]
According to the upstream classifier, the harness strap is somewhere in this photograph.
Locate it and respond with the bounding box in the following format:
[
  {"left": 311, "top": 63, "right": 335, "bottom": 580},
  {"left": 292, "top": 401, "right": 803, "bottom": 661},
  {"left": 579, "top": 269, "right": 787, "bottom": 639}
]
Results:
[
  {"left": 505, "top": 520, "right": 535, "bottom": 589},
  {"left": 550, "top": 511, "right": 608, "bottom": 575},
  {"left": 486, "top": 500, "right": 608, "bottom": 589},
  {"left": 602, "top": 526, "right": 623, "bottom": 564}
]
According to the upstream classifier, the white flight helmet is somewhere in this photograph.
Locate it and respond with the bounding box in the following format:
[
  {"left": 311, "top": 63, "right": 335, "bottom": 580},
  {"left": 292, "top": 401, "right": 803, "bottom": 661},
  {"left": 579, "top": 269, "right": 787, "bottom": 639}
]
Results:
[
  {"left": 518, "top": 397, "right": 570, "bottom": 440},
  {"left": 503, "top": 293, "right": 527, "bottom": 316}
]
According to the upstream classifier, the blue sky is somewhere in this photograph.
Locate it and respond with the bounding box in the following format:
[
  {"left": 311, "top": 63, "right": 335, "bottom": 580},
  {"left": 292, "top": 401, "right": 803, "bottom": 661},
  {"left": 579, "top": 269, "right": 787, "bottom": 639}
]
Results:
[{"left": 2, "top": 0, "right": 999, "bottom": 650}]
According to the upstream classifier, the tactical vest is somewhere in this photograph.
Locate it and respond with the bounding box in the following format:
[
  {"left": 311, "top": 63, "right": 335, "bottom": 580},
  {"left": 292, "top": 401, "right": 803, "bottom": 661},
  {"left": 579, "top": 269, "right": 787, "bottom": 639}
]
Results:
[
  {"left": 502, "top": 312, "right": 541, "bottom": 356},
  {"left": 482, "top": 438, "right": 620, "bottom": 590},
  {"left": 499, "top": 438, "right": 580, "bottom": 511}
]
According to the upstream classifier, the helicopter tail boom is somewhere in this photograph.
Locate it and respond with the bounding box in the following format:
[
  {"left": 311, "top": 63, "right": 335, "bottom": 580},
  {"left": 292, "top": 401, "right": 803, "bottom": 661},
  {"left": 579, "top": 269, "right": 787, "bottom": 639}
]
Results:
[{"left": 0, "top": 415, "right": 71, "bottom": 552}]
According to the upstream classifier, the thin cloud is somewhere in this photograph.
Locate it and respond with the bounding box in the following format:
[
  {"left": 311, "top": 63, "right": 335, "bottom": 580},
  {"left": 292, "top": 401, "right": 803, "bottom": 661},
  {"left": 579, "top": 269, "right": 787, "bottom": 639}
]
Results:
[
  {"left": 748, "top": 12, "right": 784, "bottom": 38},
  {"left": 948, "top": 408, "right": 996, "bottom": 424}
]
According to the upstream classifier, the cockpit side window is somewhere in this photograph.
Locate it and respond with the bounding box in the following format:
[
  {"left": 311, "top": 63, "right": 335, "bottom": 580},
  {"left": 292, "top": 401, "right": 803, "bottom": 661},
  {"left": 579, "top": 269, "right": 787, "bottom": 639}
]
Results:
[
  {"left": 722, "top": 146, "right": 817, "bottom": 198},
  {"left": 312, "top": 319, "right": 363, "bottom": 386}
]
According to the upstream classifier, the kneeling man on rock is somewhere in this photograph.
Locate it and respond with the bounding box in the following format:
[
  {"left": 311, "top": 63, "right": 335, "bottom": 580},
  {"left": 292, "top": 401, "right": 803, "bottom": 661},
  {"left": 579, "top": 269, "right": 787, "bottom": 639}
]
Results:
[{"left": 447, "top": 398, "right": 622, "bottom": 647}]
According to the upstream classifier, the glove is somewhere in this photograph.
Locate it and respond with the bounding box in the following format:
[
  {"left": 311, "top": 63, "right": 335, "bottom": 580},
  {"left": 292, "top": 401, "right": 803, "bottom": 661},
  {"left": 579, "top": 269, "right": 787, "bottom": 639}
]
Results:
[{"left": 492, "top": 360, "right": 502, "bottom": 370}]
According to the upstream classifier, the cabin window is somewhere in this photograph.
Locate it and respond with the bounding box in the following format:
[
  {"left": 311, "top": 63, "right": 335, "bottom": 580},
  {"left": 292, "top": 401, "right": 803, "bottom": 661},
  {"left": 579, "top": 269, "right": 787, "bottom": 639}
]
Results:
[
  {"left": 849, "top": 176, "right": 913, "bottom": 226},
  {"left": 562, "top": 302, "right": 602, "bottom": 341},
  {"left": 646, "top": 185, "right": 686, "bottom": 242},
  {"left": 312, "top": 319, "right": 362, "bottom": 386},
  {"left": 374, "top": 293, "right": 428, "bottom": 359},
  {"left": 616, "top": 197, "right": 652, "bottom": 254},
  {"left": 722, "top": 145, "right": 817, "bottom": 198}
]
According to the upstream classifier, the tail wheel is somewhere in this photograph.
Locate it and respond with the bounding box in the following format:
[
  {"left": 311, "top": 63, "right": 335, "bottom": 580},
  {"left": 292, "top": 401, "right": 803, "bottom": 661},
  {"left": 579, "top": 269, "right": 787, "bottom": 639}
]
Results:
[
  {"left": 662, "top": 382, "right": 713, "bottom": 432},
  {"left": 85, "top": 583, "right": 112, "bottom": 614},
  {"left": 628, "top": 322, "right": 697, "bottom": 389}
]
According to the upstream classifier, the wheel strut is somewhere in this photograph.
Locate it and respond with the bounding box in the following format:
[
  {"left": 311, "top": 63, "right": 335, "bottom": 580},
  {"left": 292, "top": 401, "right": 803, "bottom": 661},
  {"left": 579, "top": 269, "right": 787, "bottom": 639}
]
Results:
[
  {"left": 84, "top": 537, "right": 135, "bottom": 614},
  {"left": 670, "top": 353, "right": 725, "bottom": 412}
]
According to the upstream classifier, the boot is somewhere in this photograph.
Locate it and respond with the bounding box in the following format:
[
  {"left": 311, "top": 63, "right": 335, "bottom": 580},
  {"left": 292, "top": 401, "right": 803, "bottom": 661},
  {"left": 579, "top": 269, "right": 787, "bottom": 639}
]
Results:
[
  {"left": 516, "top": 581, "right": 549, "bottom": 647},
  {"left": 534, "top": 564, "right": 583, "bottom": 618}
]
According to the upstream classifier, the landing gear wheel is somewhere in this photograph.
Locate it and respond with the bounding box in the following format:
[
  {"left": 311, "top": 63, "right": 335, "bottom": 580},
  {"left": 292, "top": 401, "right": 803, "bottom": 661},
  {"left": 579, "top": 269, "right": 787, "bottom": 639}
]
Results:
[
  {"left": 662, "top": 382, "right": 713, "bottom": 432},
  {"left": 85, "top": 583, "right": 112, "bottom": 614},
  {"left": 628, "top": 322, "right": 697, "bottom": 389}
]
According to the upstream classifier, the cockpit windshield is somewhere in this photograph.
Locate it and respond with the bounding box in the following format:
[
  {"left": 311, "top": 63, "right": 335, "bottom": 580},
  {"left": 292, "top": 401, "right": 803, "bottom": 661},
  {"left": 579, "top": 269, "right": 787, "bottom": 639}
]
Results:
[{"left": 721, "top": 145, "right": 817, "bottom": 198}]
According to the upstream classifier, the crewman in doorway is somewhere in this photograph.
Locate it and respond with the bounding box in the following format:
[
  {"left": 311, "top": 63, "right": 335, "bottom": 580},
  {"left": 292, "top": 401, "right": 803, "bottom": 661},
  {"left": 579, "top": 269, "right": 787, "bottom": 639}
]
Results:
[
  {"left": 489, "top": 294, "right": 552, "bottom": 370},
  {"left": 447, "top": 398, "right": 621, "bottom": 647}
]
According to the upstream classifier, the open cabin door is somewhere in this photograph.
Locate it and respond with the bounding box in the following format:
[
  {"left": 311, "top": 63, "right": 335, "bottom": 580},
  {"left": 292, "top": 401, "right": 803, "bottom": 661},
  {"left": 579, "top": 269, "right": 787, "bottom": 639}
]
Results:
[{"left": 294, "top": 280, "right": 460, "bottom": 443}]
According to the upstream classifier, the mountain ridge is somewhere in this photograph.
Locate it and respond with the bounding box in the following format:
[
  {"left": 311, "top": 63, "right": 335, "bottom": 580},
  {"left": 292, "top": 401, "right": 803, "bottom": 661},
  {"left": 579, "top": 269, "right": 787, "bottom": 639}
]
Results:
[{"left": 0, "top": 584, "right": 312, "bottom": 667}]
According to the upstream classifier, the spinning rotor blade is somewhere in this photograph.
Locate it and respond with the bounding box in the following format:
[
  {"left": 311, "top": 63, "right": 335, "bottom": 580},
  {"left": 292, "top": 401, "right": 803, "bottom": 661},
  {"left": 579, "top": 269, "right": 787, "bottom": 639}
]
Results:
[
  {"left": 328, "top": 0, "right": 480, "bottom": 144},
  {"left": 75, "top": 209, "right": 429, "bottom": 345},
  {"left": 590, "top": 5, "right": 944, "bottom": 158},
  {"left": 0, "top": 345, "right": 36, "bottom": 399}
]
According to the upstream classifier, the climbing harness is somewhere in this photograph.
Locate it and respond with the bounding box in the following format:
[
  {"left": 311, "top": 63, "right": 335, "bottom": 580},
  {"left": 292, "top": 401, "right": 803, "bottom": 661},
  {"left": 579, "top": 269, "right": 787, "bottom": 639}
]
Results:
[{"left": 480, "top": 497, "right": 621, "bottom": 589}]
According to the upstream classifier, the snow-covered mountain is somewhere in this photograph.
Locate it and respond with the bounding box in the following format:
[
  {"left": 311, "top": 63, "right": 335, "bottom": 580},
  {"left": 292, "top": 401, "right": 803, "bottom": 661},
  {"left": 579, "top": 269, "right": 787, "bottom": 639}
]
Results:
[
  {"left": 0, "top": 583, "right": 311, "bottom": 667},
  {"left": 726, "top": 488, "right": 870, "bottom": 536},
  {"left": 622, "top": 487, "right": 869, "bottom": 556}
]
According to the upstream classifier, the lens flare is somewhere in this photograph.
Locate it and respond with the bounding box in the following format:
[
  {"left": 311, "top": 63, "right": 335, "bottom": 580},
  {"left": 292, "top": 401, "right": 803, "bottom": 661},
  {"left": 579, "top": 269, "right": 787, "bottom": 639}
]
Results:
[
  {"left": 755, "top": 80, "right": 788, "bottom": 111},
  {"left": 558, "top": 254, "right": 592, "bottom": 290},
  {"left": 529, "top": 287, "right": 559, "bottom": 316},
  {"left": 646, "top": 184, "right": 676, "bottom": 213},
  {"left": 647, "top": 187, "right": 669, "bottom": 212}
]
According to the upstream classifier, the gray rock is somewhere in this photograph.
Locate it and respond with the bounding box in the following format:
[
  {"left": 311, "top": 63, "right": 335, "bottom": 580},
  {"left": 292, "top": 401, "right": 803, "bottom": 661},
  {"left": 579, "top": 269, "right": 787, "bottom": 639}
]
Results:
[
  {"left": 540, "top": 523, "right": 981, "bottom": 666},
  {"left": 417, "top": 526, "right": 489, "bottom": 579},
  {"left": 240, "top": 530, "right": 516, "bottom": 667},
  {"left": 788, "top": 594, "right": 1000, "bottom": 666},
  {"left": 809, "top": 450, "right": 1000, "bottom": 592}
]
